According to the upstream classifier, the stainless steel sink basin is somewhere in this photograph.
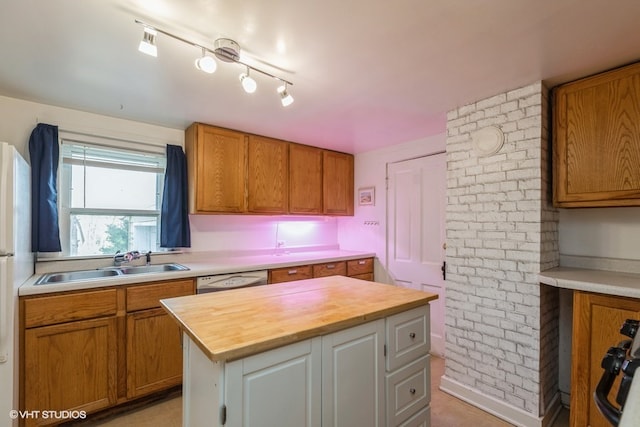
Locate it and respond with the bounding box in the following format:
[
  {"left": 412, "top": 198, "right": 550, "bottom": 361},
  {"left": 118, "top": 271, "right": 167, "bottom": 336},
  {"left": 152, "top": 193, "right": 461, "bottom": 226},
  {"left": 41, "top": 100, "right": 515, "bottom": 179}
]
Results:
[
  {"left": 117, "top": 263, "right": 190, "bottom": 275},
  {"left": 35, "top": 263, "right": 190, "bottom": 285}
]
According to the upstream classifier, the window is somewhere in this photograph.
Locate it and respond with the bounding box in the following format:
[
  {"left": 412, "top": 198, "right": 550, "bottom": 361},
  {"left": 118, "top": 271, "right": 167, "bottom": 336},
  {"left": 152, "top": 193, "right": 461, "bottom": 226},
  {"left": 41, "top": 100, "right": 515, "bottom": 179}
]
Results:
[{"left": 59, "top": 140, "right": 166, "bottom": 257}]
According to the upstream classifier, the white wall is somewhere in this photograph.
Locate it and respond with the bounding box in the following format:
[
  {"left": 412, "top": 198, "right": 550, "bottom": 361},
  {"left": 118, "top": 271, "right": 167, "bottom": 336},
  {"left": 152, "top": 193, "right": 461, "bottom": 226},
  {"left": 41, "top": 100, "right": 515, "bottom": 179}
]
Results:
[
  {"left": 338, "top": 133, "right": 446, "bottom": 282},
  {"left": 559, "top": 208, "right": 640, "bottom": 260},
  {"left": 0, "top": 95, "right": 183, "bottom": 158}
]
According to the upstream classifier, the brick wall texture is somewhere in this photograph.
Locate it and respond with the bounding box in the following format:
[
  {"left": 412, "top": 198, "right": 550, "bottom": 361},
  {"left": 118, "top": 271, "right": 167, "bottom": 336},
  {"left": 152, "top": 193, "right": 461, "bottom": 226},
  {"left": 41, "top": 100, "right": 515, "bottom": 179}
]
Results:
[{"left": 444, "top": 81, "right": 559, "bottom": 416}]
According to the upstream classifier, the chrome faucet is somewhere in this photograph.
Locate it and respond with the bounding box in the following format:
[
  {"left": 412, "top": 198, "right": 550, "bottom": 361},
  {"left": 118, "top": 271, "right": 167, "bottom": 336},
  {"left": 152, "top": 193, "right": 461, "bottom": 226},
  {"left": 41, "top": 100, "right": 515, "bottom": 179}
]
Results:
[{"left": 114, "top": 250, "right": 151, "bottom": 266}]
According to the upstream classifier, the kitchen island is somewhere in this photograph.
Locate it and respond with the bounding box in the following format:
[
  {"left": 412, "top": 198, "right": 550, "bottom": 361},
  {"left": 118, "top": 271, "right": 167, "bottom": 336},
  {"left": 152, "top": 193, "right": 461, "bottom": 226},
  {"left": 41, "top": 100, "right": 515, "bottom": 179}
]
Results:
[{"left": 161, "top": 276, "right": 438, "bottom": 427}]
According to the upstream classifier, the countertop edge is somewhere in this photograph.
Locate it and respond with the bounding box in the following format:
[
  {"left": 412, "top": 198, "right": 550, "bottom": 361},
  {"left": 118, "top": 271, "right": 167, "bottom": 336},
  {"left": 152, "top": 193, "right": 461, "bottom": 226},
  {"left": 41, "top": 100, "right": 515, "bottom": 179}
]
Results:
[{"left": 539, "top": 267, "right": 640, "bottom": 299}]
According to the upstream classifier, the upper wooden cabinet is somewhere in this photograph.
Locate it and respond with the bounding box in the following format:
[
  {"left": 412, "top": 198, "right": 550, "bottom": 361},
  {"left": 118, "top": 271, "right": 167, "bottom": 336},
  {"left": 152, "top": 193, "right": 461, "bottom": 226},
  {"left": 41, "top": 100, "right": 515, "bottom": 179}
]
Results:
[
  {"left": 185, "top": 123, "right": 355, "bottom": 216},
  {"left": 553, "top": 62, "right": 640, "bottom": 207},
  {"left": 248, "top": 135, "right": 289, "bottom": 214},
  {"left": 185, "top": 123, "right": 247, "bottom": 214},
  {"left": 289, "top": 143, "right": 323, "bottom": 214},
  {"left": 323, "top": 150, "right": 354, "bottom": 215}
]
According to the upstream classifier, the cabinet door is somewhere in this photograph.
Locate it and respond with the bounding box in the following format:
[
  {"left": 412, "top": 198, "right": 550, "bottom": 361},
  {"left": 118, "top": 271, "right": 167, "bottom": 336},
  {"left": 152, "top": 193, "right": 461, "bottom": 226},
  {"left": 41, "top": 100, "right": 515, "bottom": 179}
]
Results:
[
  {"left": 24, "top": 317, "right": 117, "bottom": 426},
  {"left": 571, "top": 291, "right": 640, "bottom": 427},
  {"left": 126, "top": 308, "right": 184, "bottom": 398},
  {"left": 248, "top": 135, "right": 289, "bottom": 213},
  {"left": 289, "top": 143, "right": 323, "bottom": 214},
  {"left": 322, "top": 319, "right": 385, "bottom": 427},
  {"left": 186, "top": 124, "right": 247, "bottom": 213},
  {"left": 323, "top": 151, "right": 354, "bottom": 215},
  {"left": 225, "top": 338, "right": 322, "bottom": 427},
  {"left": 553, "top": 62, "right": 640, "bottom": 207}
]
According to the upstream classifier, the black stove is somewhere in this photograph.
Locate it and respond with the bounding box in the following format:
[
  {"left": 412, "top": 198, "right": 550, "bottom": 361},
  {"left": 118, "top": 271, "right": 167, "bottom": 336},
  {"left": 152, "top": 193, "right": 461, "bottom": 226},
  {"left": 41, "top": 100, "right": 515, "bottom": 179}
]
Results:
[{"left": 594, "top": 319, "right": 640, "bottom": 426}]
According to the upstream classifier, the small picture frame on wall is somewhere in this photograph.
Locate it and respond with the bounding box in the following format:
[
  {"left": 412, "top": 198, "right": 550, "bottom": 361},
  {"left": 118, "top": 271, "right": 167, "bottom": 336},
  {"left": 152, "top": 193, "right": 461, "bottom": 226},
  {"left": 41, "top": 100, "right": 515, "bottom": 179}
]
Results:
[{"left": 358, "top": 187, "right": 375, "bottom": 206}]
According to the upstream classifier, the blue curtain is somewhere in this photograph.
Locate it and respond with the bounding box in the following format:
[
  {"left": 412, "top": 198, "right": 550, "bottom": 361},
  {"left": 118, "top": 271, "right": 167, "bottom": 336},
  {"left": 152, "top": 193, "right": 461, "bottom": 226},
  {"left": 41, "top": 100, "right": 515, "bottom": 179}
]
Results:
[
  {"left": 29, "top": 123, "right": 62, "bottom": 252},
  {"left": 161, "top": 144, "right": 191, "bottom": 248}
]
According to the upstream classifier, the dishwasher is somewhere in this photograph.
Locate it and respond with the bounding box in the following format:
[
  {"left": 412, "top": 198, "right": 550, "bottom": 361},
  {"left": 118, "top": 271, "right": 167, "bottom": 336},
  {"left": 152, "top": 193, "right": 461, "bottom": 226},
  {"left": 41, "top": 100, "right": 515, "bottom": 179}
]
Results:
[{"left": 196, "top": 270, "right": 269, "bottom": 293}]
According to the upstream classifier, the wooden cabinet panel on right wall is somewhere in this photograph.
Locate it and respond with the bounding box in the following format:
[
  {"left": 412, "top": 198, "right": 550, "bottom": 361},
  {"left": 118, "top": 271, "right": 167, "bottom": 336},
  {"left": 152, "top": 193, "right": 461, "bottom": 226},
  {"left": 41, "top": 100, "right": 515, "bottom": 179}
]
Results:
[
  {"left": 323, "top": 150, "right": 354, "bottom": 215},
  {"left": 553, "top": 61, "right": 640, "bottom": 207}
]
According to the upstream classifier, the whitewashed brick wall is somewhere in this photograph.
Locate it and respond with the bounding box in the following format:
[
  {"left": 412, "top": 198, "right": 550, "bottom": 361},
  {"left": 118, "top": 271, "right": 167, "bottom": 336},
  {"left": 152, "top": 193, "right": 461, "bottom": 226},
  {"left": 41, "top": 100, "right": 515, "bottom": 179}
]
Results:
[{"left": 444, "top": 82, "right": 559, "bottom": 416}]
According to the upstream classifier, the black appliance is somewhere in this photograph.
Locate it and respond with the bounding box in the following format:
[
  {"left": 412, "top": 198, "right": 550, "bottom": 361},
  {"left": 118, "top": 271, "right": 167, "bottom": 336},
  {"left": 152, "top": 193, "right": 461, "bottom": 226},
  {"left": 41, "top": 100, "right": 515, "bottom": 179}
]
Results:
[{"left": 594, "top": 319, "right": 640, "bottom": 426}]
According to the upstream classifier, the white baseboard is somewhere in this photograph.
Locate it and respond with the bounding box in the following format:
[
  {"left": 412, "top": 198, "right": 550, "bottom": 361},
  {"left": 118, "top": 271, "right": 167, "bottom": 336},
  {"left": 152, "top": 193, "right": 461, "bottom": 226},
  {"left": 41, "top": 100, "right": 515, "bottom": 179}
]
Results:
[{"left": 439, "top": 375, "right": 562, "bottom": 427}]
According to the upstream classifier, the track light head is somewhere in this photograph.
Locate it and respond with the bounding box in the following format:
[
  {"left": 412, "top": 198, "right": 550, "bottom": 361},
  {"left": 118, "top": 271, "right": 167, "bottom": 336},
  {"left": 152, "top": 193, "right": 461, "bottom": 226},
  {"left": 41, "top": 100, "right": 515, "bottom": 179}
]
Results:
[
  {"left": 195, "top": 49, "right": 217, "bottom": 73},
  {"left": 138, "top": 26, "right": 157, "bottom": 57},
  {"left": 277, "top": 84, "right": 294, "bottom": 107},
  {"left": 239, "top": 68, "right": 257, "bottom": 93}
]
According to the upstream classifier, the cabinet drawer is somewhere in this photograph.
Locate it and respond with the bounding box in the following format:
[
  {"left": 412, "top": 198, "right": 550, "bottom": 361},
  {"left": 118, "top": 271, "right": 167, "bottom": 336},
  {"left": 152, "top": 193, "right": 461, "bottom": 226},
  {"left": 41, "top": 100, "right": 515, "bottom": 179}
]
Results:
[
  {"left": 126, "top": 279, "right": 195, "bottom": 312},
  {"left": 312, "top": 261, "right": 346, "bottom": 278},
  {"left": 347, "top": 258, "right": 373, "bottom": 276},
  {"left": 23, "top": 288, "right": 117, "bottom": 328},
  {"left": 398, "top": 405, "right": 430, "bottom": 427},
  {"left": 350, "top": 273, "right": 374, "bottom": 281},
  {"left": 386, "top": 305, "right": 430, "bottom": 372},
  {"left": 386, "top": 355, "right": 430, "bottom": 427},
  {"left": 269, "top": 265, "right": 313, "bottom": 284}
]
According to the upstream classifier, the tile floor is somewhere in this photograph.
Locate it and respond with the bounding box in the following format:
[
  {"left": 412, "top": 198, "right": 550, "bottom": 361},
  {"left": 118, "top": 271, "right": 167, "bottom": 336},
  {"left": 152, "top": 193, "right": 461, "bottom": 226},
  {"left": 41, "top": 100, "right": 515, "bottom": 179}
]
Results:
[{"left": 69, "top": 356, "right": 570, "bottom": 426}]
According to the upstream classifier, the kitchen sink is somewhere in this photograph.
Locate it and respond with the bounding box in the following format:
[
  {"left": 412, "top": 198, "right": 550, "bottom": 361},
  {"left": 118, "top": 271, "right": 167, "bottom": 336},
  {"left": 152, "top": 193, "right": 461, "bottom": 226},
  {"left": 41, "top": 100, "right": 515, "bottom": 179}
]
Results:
[
  {"left": 35, "top": 263, "right": 190, "bottom": 285},
  {"left": 117, "top": 263, "right": 190, "bottom": 275}
]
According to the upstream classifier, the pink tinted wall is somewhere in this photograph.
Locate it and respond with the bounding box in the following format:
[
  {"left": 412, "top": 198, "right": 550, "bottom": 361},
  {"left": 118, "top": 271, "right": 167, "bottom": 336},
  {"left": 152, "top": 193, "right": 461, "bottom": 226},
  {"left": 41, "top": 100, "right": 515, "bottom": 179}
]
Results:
[{"left": 188, "top": 215, "right": 339, "bottom": 253}]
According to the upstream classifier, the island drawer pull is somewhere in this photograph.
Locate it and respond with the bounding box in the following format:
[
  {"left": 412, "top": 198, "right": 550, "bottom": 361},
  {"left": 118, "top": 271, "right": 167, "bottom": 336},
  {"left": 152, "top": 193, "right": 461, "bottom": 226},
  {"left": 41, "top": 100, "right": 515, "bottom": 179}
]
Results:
[
  {"left": 358, "top": 260, "right": 366, "bottom": 265},
  {"left": 409, "top": 332, "right": 416, "bottom": 339},
  {"left": 326, "top": 264, "right": 335, "bottom": 269},
  {"left": 288, "top": 269, "right": 298, "bottom": 275}
]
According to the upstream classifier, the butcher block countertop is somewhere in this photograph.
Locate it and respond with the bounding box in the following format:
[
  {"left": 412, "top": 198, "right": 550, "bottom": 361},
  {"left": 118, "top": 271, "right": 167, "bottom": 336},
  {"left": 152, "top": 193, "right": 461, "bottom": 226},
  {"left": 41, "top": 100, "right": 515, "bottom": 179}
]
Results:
[{"left": 161, "top": 276, "right": 438, "bottom": 362}]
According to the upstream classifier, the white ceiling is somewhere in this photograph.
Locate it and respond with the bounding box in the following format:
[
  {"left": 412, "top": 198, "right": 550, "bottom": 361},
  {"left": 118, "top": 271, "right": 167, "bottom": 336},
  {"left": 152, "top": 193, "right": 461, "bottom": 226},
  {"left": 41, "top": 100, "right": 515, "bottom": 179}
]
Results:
[{"left": 1, "top": 0, "right": 639, "bottom": 153}]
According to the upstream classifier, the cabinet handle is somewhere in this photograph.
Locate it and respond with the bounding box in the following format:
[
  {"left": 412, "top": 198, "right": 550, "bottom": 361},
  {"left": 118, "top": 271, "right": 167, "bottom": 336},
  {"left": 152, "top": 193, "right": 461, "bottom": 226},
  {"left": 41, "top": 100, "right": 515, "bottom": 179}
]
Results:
[
  {"left": 409, "top": 332, "right": 416, "bottom": 339},
  {"left": 358, "top": 260, "right": 366, "bottom": 265},
  {"left": 326, "top": 264, "right": 335, "bottom": 269},
  {"left": 409, "top": 388, "right": 416, "bottom": 395},
  {"left": 288, "top": 269, "right": 297, "bottom": 275}
]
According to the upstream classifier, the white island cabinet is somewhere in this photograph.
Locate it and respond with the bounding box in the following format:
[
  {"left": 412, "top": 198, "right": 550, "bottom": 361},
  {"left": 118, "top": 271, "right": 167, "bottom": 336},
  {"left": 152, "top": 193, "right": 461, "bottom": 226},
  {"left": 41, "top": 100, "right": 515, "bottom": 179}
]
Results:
[{"left": 161, "top": 276, "right": 437, "bottom": 427}]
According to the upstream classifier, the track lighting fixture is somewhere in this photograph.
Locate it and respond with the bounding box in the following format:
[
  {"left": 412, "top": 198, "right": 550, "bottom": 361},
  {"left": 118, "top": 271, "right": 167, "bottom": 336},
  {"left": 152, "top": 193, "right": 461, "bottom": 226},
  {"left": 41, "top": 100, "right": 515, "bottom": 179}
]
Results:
[
  {"left": 134, "top": 19, "right": 294, "bottom": 106},
  {"left": 277, "top": 83, "right": 294, "bottom": 107},
  {"left": 195, "top": 48, "right": 217, "bottom": 74},
  {"left": 138, "top": 26, "right": 157, "bottom": 57},
  {"left": 239, "top": 67, "right": 257, "bottom": 93}
]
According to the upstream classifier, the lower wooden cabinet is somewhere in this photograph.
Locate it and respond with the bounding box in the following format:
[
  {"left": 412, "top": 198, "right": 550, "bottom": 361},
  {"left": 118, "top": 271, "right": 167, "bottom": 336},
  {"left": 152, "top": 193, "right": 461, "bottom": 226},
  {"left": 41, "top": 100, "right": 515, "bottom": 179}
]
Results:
[
  {"left": 126, "top": 308, "right": 183, "bottom": 398},
  {"left": 571, "top": 291, "right": 640, "bottom": 427},
  {"left": 24, "top": 317, "right": 117, "bottom": 426},
  {"left": 20, "top": 278, "right": 195, "bottom": 425}
]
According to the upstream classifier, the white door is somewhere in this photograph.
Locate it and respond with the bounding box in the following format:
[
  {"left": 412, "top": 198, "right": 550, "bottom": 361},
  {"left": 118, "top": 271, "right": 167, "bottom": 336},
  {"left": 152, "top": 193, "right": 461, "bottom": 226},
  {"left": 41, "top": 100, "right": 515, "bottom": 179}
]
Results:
[
  {"left": 322, "top": 319, "right": 385, "bottom": 427},
  {"left": 387, "top": 153, "right": 446, "bottom": 356}
]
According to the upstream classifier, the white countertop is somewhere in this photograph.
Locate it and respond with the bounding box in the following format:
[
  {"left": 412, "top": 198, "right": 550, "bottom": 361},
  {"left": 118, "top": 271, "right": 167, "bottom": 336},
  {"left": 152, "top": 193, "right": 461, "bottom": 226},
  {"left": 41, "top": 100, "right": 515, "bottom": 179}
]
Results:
[
  {"left": 539, "top": 267, "right": 640, "bottom": 299},
  {"left": 19, "top": 249, "right": 376, "bottom": 296}
]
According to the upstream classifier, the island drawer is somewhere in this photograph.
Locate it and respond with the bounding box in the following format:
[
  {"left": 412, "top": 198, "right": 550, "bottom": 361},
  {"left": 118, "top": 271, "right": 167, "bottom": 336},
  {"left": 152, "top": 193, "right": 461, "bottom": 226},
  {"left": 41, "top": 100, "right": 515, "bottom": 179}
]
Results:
[
  {"left": 347, "top": 257, "right": 374, "bottom": 276},
  {"left": 126, "top": 279, "right": 195, "bottom": 312},
  {"left": 386, "top": 305, "right": 430, "bottom": 372},
  {"left": 386, "top": 355, "right": 430, "bottom": 427},
  {"left": 23, "top": 288, "right": 118, "bottom": 328},
  {"left": 268, "top": 265, "right": 313, "bottom": 284},
  {"left": 312, "top": 261, "right": 347, "bottom": 278}
]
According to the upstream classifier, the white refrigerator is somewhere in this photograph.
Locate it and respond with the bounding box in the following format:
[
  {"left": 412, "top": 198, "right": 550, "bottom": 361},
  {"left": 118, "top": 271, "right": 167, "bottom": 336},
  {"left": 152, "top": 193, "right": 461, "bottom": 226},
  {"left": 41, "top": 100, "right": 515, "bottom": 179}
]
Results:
[{"left": 0, "top": 142, "right": 34, "bottom": 427}]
